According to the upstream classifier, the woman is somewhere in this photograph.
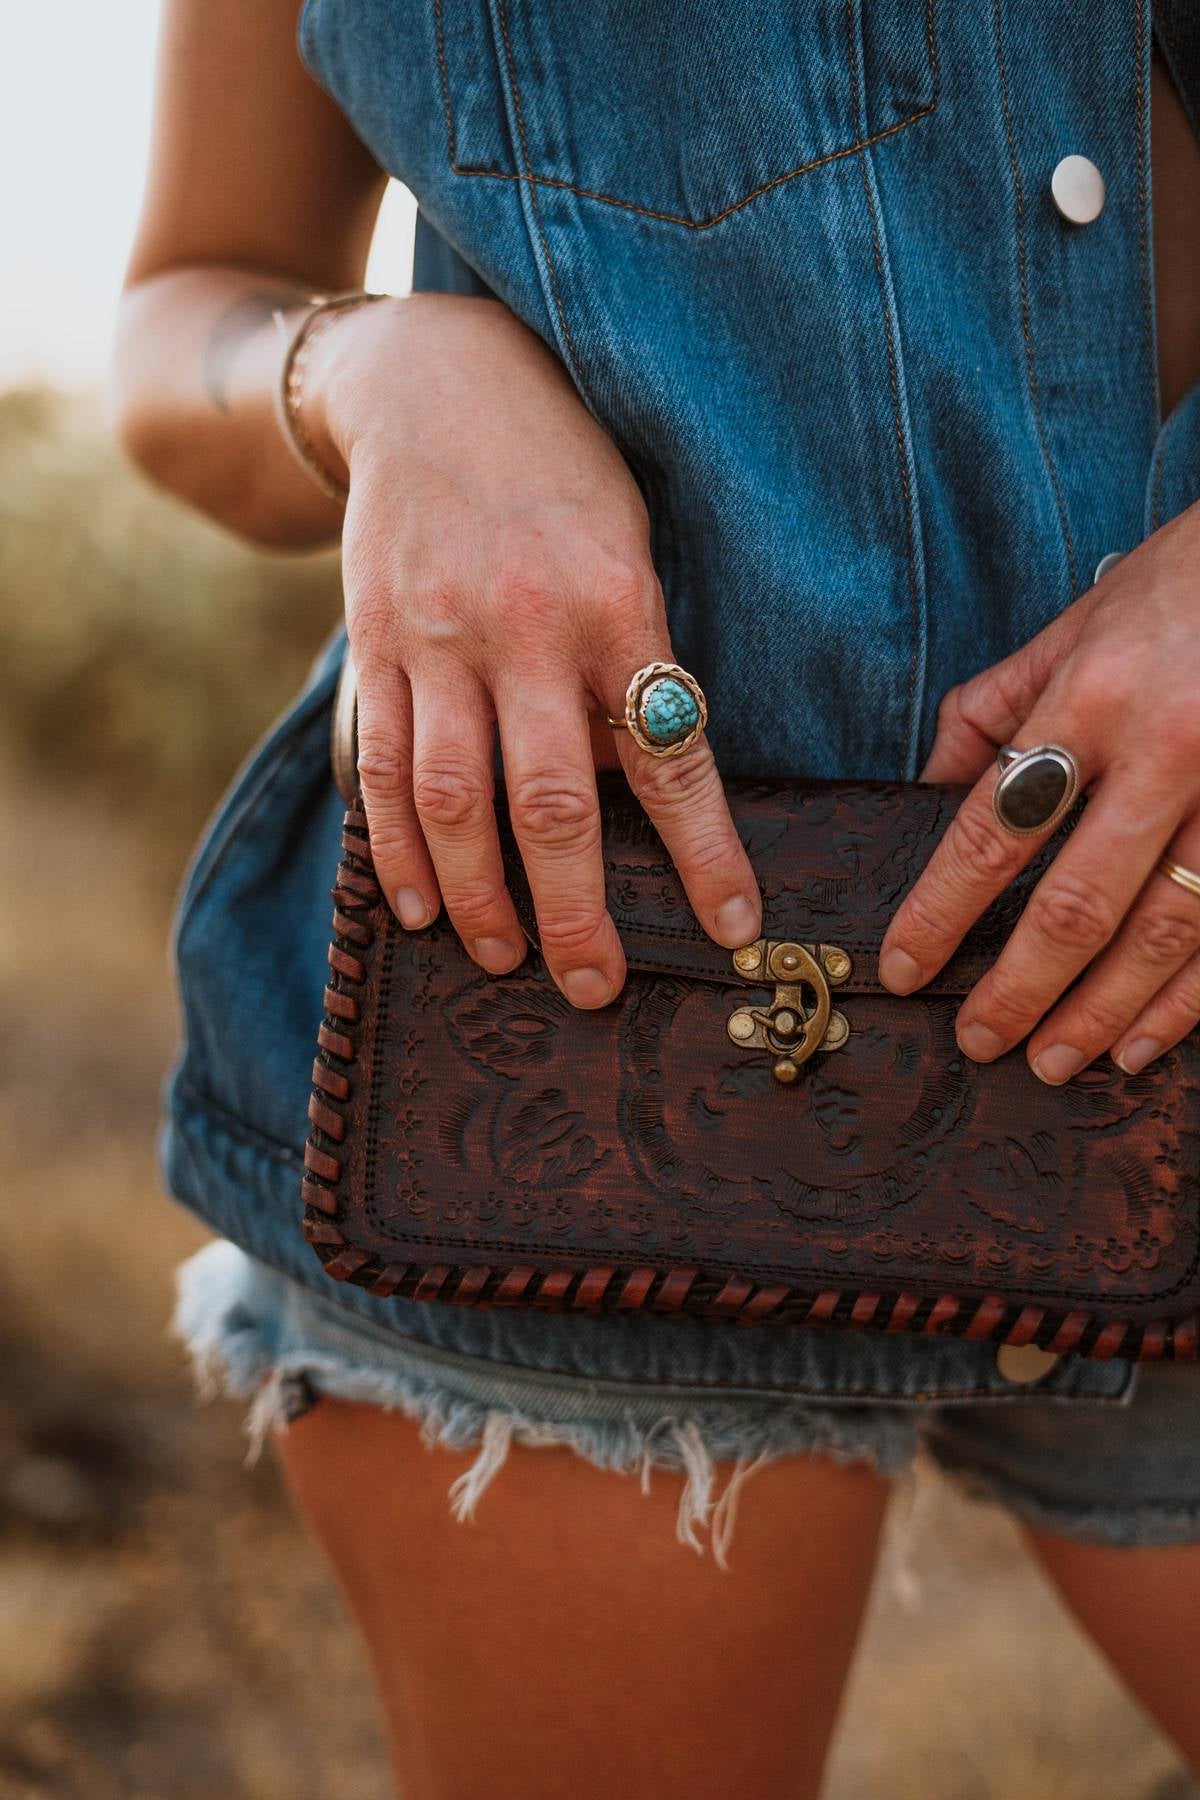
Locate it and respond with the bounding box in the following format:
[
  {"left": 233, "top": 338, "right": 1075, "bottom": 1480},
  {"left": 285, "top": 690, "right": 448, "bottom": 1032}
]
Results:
[{"left": 112, "top": 2, "right": 1200, "bottom": 1793}]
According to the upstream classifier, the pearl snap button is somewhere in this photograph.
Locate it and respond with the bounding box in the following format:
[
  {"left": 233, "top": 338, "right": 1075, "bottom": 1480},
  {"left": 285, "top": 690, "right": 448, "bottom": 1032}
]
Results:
[
  {"left": 1051, "top": 155, "right": 1106, "bottom": 224},
  {"left": 996, "top": 1342, "right": 1061, "bottom": 1384},
  {"left": 1093, "top": 550, "right": 1124, "bottom": 584}
]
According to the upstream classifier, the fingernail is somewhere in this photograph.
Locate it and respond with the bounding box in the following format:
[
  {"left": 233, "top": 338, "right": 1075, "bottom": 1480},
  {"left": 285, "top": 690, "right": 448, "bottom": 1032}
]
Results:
[
  {"left": 395, "top": 887, "right": 430, "bottom": 930},
  {"left": 1114, "top": 1036, "right": 1163, "bottom": 1075},
  {"left": 713, "top": 895, "right": 761, "bottom": 948},
  {"left": 879, "top": 948, "right": 923, "bottom": 994},
  {"left": 1031, "top": 1044, "right": 1086, "bottom": 1085},
  {"left": 473, "top": 936, "right": 523, "bottom": 973},
  {"left": 562, "top": 967, "right": 614, "bottom": 1008},
  {"left": 958, "top": 1021, "right": 1006, "bottom": 1063}
]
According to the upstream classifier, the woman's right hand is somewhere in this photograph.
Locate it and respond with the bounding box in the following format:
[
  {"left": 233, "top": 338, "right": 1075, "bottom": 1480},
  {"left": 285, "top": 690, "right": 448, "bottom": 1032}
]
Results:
[{"left": 308, "top": 292, "right": 761, "bottom": 1008}]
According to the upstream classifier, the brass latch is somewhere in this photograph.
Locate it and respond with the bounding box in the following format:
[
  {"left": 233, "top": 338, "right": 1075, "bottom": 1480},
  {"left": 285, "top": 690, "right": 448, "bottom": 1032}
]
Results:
[{"left": 726, "top": 940, "right": 852, "bottom": 1084}]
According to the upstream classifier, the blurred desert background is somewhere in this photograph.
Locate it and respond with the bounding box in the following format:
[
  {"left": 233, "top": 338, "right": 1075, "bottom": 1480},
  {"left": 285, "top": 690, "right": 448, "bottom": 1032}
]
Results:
[{"left": 2, "top": 6, "right": 1198, "bottom": 1798}]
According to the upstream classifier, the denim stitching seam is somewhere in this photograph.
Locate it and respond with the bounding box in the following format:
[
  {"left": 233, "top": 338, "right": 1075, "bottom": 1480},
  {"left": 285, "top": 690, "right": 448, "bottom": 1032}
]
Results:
[
  {"left": 846, "top": 0, "right": 929, "bottom": 778},
  {"left": 488, "top": 0, "right": 594, "bottom": 404},
  {"left": 433, "top": 0, "right": 461, "bottom": 168},
  {"left": 992, "top": 0, "right": 1079, "bottom": 600},
  {"left": 283, "top": 1335, "right": 1112, "bottom": 1406},
  {"left": 177, "top": 1077, "right": 306, "bottom": 1170},
  {"left": 436, "top": 0, "right": 939, "bottom": 232},
  {"left": 1136, "top": 0, "right": 1159, "bottom": 428}
]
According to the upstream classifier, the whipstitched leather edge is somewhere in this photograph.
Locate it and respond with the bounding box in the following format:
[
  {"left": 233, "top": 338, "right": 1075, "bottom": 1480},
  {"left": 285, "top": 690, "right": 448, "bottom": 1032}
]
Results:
[{"left": 301, "top": 801, "right": 1198, "bottom": 1365}]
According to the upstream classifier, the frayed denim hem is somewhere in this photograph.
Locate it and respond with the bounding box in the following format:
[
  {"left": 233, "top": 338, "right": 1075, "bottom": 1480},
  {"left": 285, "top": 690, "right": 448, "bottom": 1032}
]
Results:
[
  {"left": 173, "top": 1241, "right": 916, "bottom": 1571},
  {"left": 930, "top": 1452, "right": 1200, "bottom": 1550}
]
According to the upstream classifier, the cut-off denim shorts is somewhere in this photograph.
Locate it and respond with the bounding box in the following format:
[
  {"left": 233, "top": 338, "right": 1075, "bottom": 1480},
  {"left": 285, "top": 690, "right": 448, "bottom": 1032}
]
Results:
[{"left": 175, "top": 1238, "right": 1200, "bottom": 1569}]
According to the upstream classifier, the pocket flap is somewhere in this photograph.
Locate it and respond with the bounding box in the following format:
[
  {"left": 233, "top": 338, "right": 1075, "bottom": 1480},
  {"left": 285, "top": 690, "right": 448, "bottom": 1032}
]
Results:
[{"left": 498, "top": 769, "right": 1084, "bottom": 998}]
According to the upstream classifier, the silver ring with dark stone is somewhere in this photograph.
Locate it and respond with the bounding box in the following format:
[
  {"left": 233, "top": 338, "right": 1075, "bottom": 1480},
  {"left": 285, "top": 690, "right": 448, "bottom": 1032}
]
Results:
[{"left": 992, "top": 744, "right": 1081, "bottom": 837}]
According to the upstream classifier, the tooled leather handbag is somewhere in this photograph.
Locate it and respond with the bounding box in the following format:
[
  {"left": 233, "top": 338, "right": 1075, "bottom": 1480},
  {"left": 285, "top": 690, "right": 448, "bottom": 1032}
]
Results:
[{"left": 301, "top": 655, "right": 1200, "bottom": 1364}]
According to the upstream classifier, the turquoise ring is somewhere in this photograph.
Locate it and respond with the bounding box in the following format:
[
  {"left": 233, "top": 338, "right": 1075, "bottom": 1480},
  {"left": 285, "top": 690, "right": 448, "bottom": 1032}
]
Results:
[{"left": 608, "top": 662, "right": 708, "bottom": 758}]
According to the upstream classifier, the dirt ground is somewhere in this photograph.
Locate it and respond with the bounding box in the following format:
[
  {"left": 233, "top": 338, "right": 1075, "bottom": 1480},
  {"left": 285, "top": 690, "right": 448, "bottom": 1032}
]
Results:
[{"left": 1, "top": 392, "right": 1196, "bottom": 1798}]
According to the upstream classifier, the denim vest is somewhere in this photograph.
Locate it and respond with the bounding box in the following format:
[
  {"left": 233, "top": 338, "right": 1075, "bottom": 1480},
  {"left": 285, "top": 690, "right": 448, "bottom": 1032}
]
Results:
[{"left": 159, "top": 1, "right": 1199, "bottom": 1398}]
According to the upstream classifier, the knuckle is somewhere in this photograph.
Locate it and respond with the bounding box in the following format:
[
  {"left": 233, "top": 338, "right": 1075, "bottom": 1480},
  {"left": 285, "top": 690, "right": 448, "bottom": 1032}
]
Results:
[
  {"left": 946, "top": 658, "right": 1026, "bottom": 739},
  {"left": 947, "top": 803, "right": 1018, "bottom": 884},
  {"left": 1065, "top": 993, "right": 1127, "bottom": 1045},
  {"left": 347, "top": 586, "right": 395, "bottom": 655},
  {"left": 975, "top": 967, "right": 1035, "bottom": 1036},
  {"left": 632, "top": 745, "right": 720, "bottom": 812},
  {"left": 935, "top": 682, "right": 964, "bottom": 731},
  {"left": 896, "top": 883, "right": 957, "bottom": 949},
  {"left": 1027, "top": 873, "right": 1119, "bottom": 955},
  {"left": 356, "top": 735, "right": 409, "bottom": 794},
  {"left": 1139, "top": 986, "right": 1199, "bottom": 1044},
  {"left": 1135, "top": 903, "right": 1200, "bottom": 966},
  {"left": 509, "top": 771, "right": 597, "bottom": 848},
  {"left": 411, "top": 761, "right": 491, "bottom": 829},
  {"left": 537, "top": 907, "right": 609, "bottom": 959},
  {"left": 676, "top": 829, "right": 741, "bottom": 886},
  {"left": 593, "top": 558, "right": 661, "bottom": 626},
  {"left": 404, "top": 578, "right": 475, "bottom": 655},
  {"left": 1156, "top": 697, "right": 1200, "bottom": 767},
  {"left": 944, "top": 670, "right": 996, "bottom": 736},
  {"left": 442, "top": 879, "right": 511, "bottom": 930},
  {"left": 361, "top": 805, "right": 418, "bottom": 855},
  {"left": 492, "top": 559, "right": 559, "bottom": 626},
  {"left": 363, "top": 829, "right": 423, "bottom": 879},
  {"left": 1076, "top": 644, "right": 1134, "bottom": 710},
  {"left": 1169, "top": 969, "right": 1200, "bottom": 1023},
  {"left": 349, "top": 574, "right": 420, "bottom": 659}
]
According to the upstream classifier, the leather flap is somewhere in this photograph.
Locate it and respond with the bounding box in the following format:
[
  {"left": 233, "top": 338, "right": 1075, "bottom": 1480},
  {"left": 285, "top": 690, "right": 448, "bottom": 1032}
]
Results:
[{"left": 498, "top": 770, "right": 1084, "bottom": 997}]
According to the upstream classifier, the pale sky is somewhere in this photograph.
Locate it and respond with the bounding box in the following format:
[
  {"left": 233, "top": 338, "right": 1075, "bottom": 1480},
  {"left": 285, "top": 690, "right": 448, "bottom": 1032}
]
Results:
[{"left": 0, "top": 1, "right": 415, "bottom": 386}]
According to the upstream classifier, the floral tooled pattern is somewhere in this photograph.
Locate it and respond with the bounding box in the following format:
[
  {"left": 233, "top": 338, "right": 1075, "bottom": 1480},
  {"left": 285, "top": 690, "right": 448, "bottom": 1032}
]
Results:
[
  {"left": 622, "top": 978, "right": 975, "bottom": 1233},
  {"left": 756, "top": 783, "right": 944, "bottom": 924},
  {"left": 500, "top": 1088, "right": 608, "bottom": 1187},
  {"left": 445, "top": 972, "right": 609, "bottom": 1185},
  {"left": 946, "top": 1056, "right": 1190, "bottom": 1281},
  {"left": 366, "top": 966, "right": 614, "bottom": 1245},
  {"left": 832, "top": 1056, "right": 1193, "bottom": 1285},
  {"left": 367, "top": 1096, "right": 429, "bottom": 1232},
  {"left": 446, "top": 976, "right": 571, "bottom": 1074}
]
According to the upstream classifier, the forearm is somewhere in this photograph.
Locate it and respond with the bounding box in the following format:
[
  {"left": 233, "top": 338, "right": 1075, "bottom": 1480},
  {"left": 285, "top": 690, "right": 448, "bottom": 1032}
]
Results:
[{"left": 110, "top": 262, "right": 346, "bottom": 549}]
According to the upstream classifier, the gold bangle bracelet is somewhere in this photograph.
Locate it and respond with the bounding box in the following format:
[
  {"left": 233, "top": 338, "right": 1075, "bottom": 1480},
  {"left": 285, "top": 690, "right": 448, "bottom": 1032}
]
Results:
[{"left": 273, "top": 291, "right": 390, "bottom": 504}]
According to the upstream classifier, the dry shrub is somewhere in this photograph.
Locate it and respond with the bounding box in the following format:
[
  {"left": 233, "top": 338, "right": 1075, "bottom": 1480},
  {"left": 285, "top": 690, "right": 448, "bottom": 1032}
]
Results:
[{"left": 0, "top": 385, "right": 342, "bottom": 877}]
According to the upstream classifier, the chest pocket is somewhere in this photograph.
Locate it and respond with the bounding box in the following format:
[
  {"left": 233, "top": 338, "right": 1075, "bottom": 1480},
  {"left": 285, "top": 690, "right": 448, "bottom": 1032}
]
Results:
[{"left": 436, "top": 0, "right": 939, "bottom": 230}]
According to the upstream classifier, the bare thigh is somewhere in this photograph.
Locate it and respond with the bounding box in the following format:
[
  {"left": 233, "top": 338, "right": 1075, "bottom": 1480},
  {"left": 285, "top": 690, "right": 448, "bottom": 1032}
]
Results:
[
  {"left": 1024, "top": 1526, "right": 1200, "bottom": 1773},
  {"left": 276, "top": 1398, "right": 891, "bottom": 1800}
]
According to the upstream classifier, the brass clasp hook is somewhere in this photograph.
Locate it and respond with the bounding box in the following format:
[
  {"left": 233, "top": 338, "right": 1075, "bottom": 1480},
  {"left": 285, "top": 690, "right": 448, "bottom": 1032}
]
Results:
[{"left": 726, "top": 940, "right": 852, "bottom": 1084}]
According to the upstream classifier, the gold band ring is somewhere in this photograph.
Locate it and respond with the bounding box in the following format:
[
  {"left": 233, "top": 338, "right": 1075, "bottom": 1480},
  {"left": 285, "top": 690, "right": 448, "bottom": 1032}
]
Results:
[{"left": 1158, "top": 855, "right": 1200, "bottom": 901}]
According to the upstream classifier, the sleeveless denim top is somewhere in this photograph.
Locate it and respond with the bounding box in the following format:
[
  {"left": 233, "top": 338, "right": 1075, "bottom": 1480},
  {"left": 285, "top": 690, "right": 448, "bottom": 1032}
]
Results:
[{"left": 159, "top": 2, "right": 1200, "bottom": 1399}]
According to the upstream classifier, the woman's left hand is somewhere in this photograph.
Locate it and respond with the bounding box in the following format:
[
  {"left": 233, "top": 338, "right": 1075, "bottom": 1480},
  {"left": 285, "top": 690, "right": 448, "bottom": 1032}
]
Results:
[{"left": 878, "top": 500, "right": 1200, "bottom": 1083}]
